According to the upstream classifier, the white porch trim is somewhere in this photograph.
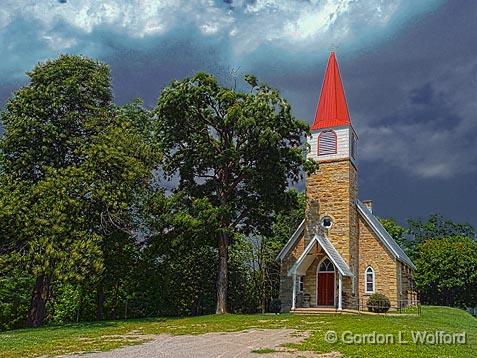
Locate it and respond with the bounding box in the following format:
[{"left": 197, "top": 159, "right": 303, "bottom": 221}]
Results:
[
  {"left": 338, "top": 273, "right": 343, "bottom": 311},
  {"left": 291, "top": 273, "right": 297, "bottom": 310},
  {"left": 288, "top": 235, "right": 353, "bottom": 278},
  {"left": 288, "top": 234, "right": 352, "bottom": 310},
  {"left": 276, "top": 220, "right": 305, "bottom": 261}
]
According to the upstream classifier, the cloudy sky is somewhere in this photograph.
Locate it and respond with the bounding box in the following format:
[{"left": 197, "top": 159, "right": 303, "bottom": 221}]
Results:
[{"left": 1, "top": 0, "right": 476, "bottom": 228}]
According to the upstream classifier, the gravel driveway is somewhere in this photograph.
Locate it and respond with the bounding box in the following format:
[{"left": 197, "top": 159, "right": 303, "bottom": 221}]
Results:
[{"left": 64, "top": 329, "right": 339, "bottom": 357}]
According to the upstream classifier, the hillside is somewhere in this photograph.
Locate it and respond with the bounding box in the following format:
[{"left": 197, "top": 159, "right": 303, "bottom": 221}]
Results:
[{"left": 0, "top": 306, "right": 475, "bottom": 357}]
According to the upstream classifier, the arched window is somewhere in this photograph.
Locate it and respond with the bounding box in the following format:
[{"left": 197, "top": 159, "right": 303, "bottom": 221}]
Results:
[
  {"left": 318, "top": 130, "right": 337, "bottom": 156},
  {"left": 365, "top": 266, "right": 375, "bottom": 294},
  {"left": 319, "top": 258, "right": 335, "bottom": 272}
]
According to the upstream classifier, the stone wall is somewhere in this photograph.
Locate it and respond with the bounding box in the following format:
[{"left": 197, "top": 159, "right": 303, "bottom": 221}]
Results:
[
  {"left": 303, "top": 256, "right": 320, "bottom": 307},
  {"left": 305, "top": 159, "right": 359, "bottom": 307},
  {"left": 358, "top": 215, "right": 398, "bottom": 306}
]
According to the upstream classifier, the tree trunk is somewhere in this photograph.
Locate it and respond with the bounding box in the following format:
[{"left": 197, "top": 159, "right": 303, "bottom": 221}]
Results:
[
  {"left": 26, "top": 274, "right": 50, "bottom": 328},
  {"left": 216, "top": 232, "right": 229, "bottom": 314}
]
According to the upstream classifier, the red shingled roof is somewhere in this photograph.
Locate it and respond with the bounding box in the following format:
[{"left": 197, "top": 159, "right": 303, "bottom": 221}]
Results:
[{"left": 311, "top": 52, "right": 351, "bottom": 130}]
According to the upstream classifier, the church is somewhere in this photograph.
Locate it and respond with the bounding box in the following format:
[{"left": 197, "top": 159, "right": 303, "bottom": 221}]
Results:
[{"left": 277, "top": 52, "right": 416, "bottom": 312}]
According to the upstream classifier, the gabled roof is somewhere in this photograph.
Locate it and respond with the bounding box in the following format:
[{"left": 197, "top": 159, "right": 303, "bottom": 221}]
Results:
[
  {"left": 357, "top": 200, "right": 416, "bottom": 270},
  {"left": 276, "top": 219, "right": 305, "bottom": 261},
  {"left": 276, "top": 201, "right": 416, "bottom": 271},
  {"left": 311, "top": 52, "right": 351, "bottom": 130},
  {"left": 288, "top": 234, "right": 353, "bottom": 277}
]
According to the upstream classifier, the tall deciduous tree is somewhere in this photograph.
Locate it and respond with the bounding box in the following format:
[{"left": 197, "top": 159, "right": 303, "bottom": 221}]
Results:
[
  {"left": 415, "top": 237, "right": 477, "bottom": 307},
  {"left": 156, "top": 73, "right": 316, "bottom": 313},
  {"left": 0, "top": 56, "right": 158, "bottom": 327}
]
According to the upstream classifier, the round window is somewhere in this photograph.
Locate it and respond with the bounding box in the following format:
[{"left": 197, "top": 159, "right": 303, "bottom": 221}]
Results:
[{"left": 321, "top": 216, "right": 333, "bottom": 229}]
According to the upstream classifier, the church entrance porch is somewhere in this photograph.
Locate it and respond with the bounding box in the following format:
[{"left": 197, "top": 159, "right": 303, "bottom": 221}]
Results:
[{"left": 288, "top": 234, "right": 352, "bottom": 311}]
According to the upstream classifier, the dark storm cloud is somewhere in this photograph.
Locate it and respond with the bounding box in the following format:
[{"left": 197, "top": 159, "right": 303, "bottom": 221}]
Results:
[
  {"left": 1, "top": 0, "right": 475, "bottom": 227},
  {"left": 345, "top": 1, "right": 477, "bottom": 227},
  {"left": 108, "top": 27, "right": 234, "bottom": 106}
]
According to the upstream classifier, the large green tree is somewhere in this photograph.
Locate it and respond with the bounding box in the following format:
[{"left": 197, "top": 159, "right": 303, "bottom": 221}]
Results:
[
  {"left": 156, "top": 73, "right": 316, "bottom": 313},
  {"left": 415, "top": 237, "right": 477, "bottom": 307},
  {"left": 380, "top": 215, "right": 477, "bottom": 307},
  {"left": 0, "top": 56, "right": 158, "bottom": 327}
]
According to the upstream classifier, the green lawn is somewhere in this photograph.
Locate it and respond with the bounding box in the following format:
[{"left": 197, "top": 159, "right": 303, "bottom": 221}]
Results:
[{"left": 0, "top": 306, "right": 475, "bottom": 357}]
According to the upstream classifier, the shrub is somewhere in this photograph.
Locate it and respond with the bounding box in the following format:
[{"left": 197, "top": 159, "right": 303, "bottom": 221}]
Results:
[{"left": 367, "top": 293, "right": 391, "bottom": 313}]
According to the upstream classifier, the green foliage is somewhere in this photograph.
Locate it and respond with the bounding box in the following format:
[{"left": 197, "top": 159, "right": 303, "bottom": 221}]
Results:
[
  {"left": 0, "top": 269, "right": 33, "bottom": 331},
  {"left": 380, "top": 215, "right": 477, "bottom": 308},
  {"left": 366, "top": 293, "right": 391, "bottom": 313},
  {"left": 0, "top": 55, "right": 159, "bottom": 327},
  {"left": 156, "top": 72, "right": 315, "bottom": 235},
  {"left": 142, "top": 193, "right": 218, "bottom": 316},
  {"left": 381, "top": 215, "right": 476, "bottom": 261},
  {"left": 408, "top": 214, "right": 475, "bottom": 244},
  {"left": 228, "top": 235, "right": 260, "bottom": 313},
  {"left": 48, "top": 284, "right": 83, "bottom": 324},
  {"left": 1, "top": 55, "right": 112, "bottom": 182},
  {"left": 414, "top": 237, "right": 477, "bottom": 307},
  {"left": 228, "top": 191, "right": 305, "bottom": 313},
  {"left": 156, "top": 72, "right": 316, "bottom": 311},
  {"left": 251, "top": 348, "right": 277, "bottom": 354}
]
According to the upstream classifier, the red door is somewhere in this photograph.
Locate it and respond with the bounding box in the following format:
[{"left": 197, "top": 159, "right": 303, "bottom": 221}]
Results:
[{"left": 317, "top": 272, "right": 335, "bottom": 306}]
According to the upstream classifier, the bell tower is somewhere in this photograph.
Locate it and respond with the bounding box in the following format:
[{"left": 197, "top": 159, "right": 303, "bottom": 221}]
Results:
[{"left": 305, "top": 52, "right": 359, "bottom": 305}]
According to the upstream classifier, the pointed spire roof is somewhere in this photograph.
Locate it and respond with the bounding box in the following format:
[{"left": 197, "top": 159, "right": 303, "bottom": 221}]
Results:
[{"left": 311, "top": 52, "right": 351, "bottom": 130}]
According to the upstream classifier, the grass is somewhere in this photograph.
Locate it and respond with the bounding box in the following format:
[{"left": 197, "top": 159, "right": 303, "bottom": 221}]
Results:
[
  {"left": 251, "top": 347, "right": 277, "bottom": 354},
  {"left": 0, "top": 306, "right": 475, "bottom": 357}
]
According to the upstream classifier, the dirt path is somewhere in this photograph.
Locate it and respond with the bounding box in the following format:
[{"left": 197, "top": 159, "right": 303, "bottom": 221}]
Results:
[{"left": 63, "top": 329, "right": 341, "bottom": 357}]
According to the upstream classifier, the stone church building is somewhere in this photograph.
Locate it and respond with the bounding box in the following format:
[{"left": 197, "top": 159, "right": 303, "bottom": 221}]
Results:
[{"left": 277, "top": 52, "right": 416, "bottom": 312}]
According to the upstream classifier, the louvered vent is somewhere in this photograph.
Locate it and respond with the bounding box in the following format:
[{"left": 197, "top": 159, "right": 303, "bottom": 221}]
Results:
[{"left": 318, "top": 130, "right": 337, "bottom": 155}]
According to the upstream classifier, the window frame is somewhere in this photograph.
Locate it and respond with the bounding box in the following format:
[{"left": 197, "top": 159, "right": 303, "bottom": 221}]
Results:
[
  {"left": 365, "top": 266, "right": 375, "bottom": 294},
  {"left": 298, "top": 275, "right": 305, "bottom": 293},
  {"left": 317, "top": 130, "right": 337, "bottom": 156}
]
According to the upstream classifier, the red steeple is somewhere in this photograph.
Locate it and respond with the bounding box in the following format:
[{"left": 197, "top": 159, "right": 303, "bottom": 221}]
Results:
[{"left": 311, "top": 52, "right": 351, "bottom": 130}]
